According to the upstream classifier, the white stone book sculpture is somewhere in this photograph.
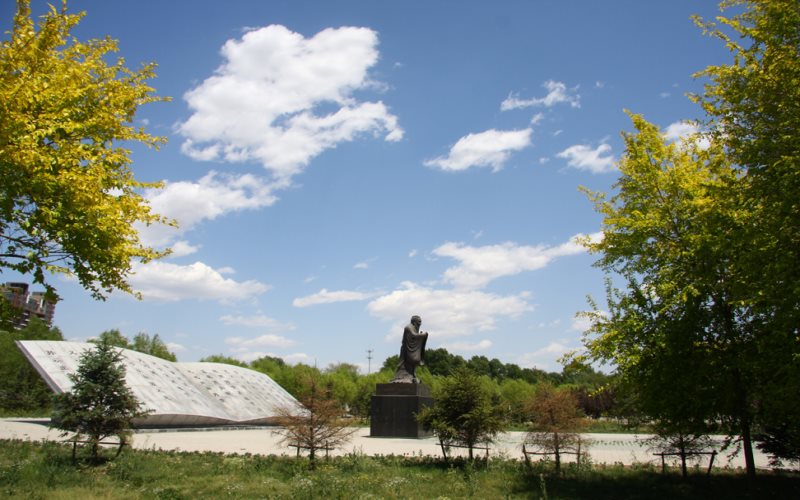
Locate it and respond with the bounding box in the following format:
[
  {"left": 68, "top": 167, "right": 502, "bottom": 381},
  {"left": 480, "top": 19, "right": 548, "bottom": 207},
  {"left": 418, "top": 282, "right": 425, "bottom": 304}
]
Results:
[{"left": 17, "top": 340, "right": 301, "bottom": 427}]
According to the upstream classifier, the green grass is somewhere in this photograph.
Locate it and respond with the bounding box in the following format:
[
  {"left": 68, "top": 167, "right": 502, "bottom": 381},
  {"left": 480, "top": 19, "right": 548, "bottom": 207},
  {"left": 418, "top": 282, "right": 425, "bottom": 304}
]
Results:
[{"left": 0, "top": 439, "right": 798, "bottom": 499}]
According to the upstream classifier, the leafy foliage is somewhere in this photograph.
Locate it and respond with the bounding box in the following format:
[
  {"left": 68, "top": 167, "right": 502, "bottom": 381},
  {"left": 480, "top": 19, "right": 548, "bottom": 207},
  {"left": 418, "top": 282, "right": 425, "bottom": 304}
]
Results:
[
  {"left": 51, "top": 340, "right": 148, "bottom": 459},
  {"left": 272, "top": 375, "right": 357, "bottom": 468},
  {"left": 525, "top": 383, "right": 587, "bottom": 473},
  {"left": 417, "top": 366, "right": 504, "bottom": 460},
  {"left": 92, "top": 329, "right": 176, "bottom": 361},
  {"left": 581, "top": 0, "right": 800, "bottom": 474},
  {"left": 581, "top": 112, "right": 761, "bottom": 473},
  {"left": 0, "top": 317, "right": 62, "bottom": 412},
  {"left": 646, "top": 423, "right": 715, "bottom": 479},
  {"left": 693, "top": 0, "right": 800, "bottom": 466},
  {"left": 0, "top": 0, "right": 172, "bottom": 300}
]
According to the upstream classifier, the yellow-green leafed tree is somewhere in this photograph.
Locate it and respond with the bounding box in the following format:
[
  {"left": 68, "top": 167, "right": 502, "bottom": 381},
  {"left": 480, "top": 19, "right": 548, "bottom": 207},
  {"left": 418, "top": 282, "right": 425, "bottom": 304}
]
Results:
[{"left": 0, "top": 0, "right": 172, "bottom": 300}]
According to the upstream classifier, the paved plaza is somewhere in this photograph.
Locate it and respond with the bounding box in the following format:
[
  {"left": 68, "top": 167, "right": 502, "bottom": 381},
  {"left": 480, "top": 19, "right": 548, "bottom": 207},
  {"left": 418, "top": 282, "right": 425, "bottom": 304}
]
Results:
[{"left": 1, "top": 418, "right": 788, "bottom": 471}]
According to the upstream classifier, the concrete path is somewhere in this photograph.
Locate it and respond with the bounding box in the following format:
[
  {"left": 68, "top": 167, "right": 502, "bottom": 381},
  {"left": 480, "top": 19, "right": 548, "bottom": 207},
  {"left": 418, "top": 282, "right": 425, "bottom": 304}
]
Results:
[{"left": 1, "top": 418, "right": 790, "bottom": 471}]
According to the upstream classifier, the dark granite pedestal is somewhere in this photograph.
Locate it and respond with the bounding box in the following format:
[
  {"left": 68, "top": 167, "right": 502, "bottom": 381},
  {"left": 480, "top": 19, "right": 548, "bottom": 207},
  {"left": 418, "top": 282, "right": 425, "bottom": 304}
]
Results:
[{"left": 370, "top": 383, "right": 434, "bottom": 438}]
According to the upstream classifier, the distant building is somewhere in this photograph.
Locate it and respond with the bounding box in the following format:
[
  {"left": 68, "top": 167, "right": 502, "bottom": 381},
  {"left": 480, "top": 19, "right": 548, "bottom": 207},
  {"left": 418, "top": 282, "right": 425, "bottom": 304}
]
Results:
[{"left": 1, "top": 282, "right": 56, "bottom": 329}]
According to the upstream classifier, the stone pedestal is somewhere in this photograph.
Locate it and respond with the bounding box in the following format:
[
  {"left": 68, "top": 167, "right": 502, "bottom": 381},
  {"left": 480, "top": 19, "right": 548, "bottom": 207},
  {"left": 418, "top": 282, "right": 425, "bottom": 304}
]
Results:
[{"left": 370, "top": 383, "right": 434, "bottom": 438}]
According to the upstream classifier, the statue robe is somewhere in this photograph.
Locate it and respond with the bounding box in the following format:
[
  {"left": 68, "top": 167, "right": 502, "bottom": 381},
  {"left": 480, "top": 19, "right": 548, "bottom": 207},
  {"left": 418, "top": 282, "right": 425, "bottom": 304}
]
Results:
[{"left": 391, "top": 322, "right": 428, "bottom": 383}]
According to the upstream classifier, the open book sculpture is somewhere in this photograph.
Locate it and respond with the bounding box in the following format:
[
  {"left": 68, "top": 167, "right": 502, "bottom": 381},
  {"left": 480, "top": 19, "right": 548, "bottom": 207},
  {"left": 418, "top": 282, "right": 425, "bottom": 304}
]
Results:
[{"left": 17, "top": 340, "right": 301, "bottom": 427}]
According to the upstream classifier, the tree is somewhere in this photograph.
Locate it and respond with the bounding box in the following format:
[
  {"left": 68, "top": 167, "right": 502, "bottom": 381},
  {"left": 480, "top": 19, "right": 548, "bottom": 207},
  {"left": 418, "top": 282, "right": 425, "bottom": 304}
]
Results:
[
  {"left": 272, "top": 375, "right": 356, "bottom": 469},
  {"left": 498, "top": 378, "right": 536, "bottom": 424},
  {"left": 131, "top": 332, "right": 176, "bottom": 361},
  {"left": 92, "top": 330, "right": 176, "bottom": 361},
  {"left": 199, "top": 354, "right": 248, "bottom": 368},
  {"left": 646, "top": 421, "right": 714, "bottom": 479},
  {"left": 694, "top": 0, "right": 800, "bottom": 466},
  {"left": 0, "top": 317, "right": 62, "bottom": 412},
  {"left": 51, "top": 340, "right": 148, "bottom": 460},
  {"left": 94, "top": 329, "right": 130, "bottom": 349},
  {"left": 417, "top": 367, "right": 504, "bottom": 461},
  {"left": 581, "top": 113, "right": 762, "bottom": 474},
  {"left": 525, "top": 383, "right": 586, "bottom": 473},
  {"left": 0, "top": 0, "right": 171, "bottom": 301}
]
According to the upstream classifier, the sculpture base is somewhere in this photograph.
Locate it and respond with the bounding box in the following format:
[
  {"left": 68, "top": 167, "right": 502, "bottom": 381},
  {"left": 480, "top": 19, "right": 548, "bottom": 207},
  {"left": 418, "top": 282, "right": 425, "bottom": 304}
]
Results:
[{"left": 370, "top": 383, "right": 434, "bottom": 438}]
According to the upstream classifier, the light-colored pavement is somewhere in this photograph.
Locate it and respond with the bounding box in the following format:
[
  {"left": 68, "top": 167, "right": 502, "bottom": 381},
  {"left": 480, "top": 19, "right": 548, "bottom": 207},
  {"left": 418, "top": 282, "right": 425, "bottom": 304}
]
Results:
[{"left": 1, "top": 418, "right": 789, "bottom": 471}]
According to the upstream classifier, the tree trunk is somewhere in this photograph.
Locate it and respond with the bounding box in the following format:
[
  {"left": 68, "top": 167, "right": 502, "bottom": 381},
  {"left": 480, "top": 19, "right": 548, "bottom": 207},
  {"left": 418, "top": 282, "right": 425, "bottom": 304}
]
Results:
[
  {"left": 732, "top": 368, "right": 756, "bottom": 478},
  {"left": 741, "top": 419, "right": 756, "bottom": 478},
  {"left": 554, "top": 432, "right": 561, "bottom": 473},
  {"left": 679, "top": 440, "right": 687, "bottom": 479}
]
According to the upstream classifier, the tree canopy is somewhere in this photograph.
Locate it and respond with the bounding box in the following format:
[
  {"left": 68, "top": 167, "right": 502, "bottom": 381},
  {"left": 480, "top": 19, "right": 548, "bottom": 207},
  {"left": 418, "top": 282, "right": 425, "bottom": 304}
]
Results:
[
  {"left": 93, "top": 329, "right": 176, "bottom": 362},
  {"left": 0, "top": 0, "right": 171, "bottom": 300},
  {"left": 580, "top": 0, "right": 800, "bottom": 474},
  {"left": 0, "top": 317, "right": 63, "bottom": 412},
  {"left": 418, "top": 367, "right": 504, "bottom": 460}
]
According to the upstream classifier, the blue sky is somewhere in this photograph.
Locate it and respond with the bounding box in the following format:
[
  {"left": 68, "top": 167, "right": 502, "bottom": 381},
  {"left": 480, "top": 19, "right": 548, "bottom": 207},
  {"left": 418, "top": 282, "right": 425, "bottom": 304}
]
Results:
[{"left": 4, "top": 1, "right": 730, "bottom": 372}]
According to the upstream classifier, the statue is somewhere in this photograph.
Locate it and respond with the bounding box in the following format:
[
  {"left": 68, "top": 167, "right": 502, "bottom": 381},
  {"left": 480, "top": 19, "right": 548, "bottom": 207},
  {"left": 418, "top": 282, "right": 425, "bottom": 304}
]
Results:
[{"left": 390, "top": 315, "right": 428, "bottom": 383}]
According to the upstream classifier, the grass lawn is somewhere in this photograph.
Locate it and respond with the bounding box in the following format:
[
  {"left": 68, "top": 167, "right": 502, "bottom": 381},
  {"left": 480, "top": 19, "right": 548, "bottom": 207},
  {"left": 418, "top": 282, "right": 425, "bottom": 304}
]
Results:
[{"left": 0, "top": 439, "right": 798, "bottom": 499}]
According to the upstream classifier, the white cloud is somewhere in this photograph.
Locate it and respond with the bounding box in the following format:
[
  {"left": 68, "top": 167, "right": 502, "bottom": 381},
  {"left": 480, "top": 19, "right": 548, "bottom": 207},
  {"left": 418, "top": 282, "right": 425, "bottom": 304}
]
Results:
[
  {"left": 434, "top": 232, "right": 601, "bottom": 290},
  {"left": 663, "top": 121, "right": 698, "bottom": 141},
  {"left": 168, "top": 240, "right": 201, "bottom": 258},
  {"left": 177, "top": 25, "right": 402, "bottom": 181},
  {"left": 408, "top": 249, "right": 418, "bottom": 258},
  {"left": 516, "top": 341, "right": 575, "bottom": 371},
  {"left": 166, "top": 342, "right": 186, "bottom": 352},
  {"left": 226, "top": 334, "right": 295, "bottom": 348},
  {"left": 424, "top": 128, "right": 532, "bottom": 172},
  {"left": 234, "top": 350, "right": 311, "bottom": 364},
  {"left": 367, "top": 281, "right": 532, "bottom": 339},
  {"left": 662, "top": 121, "right": 711, "bottom": 150},
  {"left": 283, "top": 352, "right": 314, "bottom": 364},
  {"left": 129, "top": 261, "right": 269, "bottom": 302},
  {"left": 220, "top": 314, "right": 295, "bottom": 331},
  {"left": 530, "top": 112, "right": 545, "bottom": 125},
  {"left": 442, "top": 339, "right": 493, "bottom": 352},
  {"left": 293, "top": 288, "right": 376, "bottom": 307},
  {"left": 140, "top": 171, "right": 280, "bottom": 247},
  {"left": 557, "top": 143, "right": 616, "bottom": 174},
  {"left": 571, "top": 310, "right": 609, "bottom": 333},
  {"left": 353, "top": 257, "right": 376, "bottom": 270},
  {"left": 501, "top": 80, "right": 580, "bottom": 110}
]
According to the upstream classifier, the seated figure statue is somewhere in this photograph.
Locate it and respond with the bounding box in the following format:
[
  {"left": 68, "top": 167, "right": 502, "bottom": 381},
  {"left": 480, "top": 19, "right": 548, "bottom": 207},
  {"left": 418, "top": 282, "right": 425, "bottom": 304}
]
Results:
[{"left": 390, "top": 315, "right": 428, "bottom": 383}]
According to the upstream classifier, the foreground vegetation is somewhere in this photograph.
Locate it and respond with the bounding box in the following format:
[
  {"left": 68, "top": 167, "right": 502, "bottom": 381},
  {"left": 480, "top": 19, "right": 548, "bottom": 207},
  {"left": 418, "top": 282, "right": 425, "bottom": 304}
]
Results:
[{"left": 1, "top": 439, "right": 798, "bottom": 499}]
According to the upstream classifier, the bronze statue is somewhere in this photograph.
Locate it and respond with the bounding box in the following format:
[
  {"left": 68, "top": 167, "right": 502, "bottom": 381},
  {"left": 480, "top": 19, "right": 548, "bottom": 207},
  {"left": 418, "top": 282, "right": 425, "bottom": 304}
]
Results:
[{"left": 391, "top": 315, "right": 428, "bottom": 383}]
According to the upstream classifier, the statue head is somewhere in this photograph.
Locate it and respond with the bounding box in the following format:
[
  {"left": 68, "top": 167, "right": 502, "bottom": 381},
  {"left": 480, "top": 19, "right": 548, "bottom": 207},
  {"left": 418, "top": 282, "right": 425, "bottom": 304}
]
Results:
[{"left": 410, "top": 315, "right": 421, "bottom": 327}]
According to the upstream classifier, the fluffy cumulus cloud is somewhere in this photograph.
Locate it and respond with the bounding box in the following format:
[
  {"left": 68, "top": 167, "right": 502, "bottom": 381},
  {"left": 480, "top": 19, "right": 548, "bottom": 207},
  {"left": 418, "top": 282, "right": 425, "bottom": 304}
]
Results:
[
  {"left": 424, "top": 128, "right": 532, "bottom": 172},
  {"left": 140, "top": 171, "right": 280, "bottom": 247},
  {"left": 663, "top": 120, "right": 710, "bottom": 150},
  {"left": 501, "top": 80, "right": 580, "bottom": 110},
  {"left": 128, "top": 261, "right": 269, "bottom": 302},
  {"left": 367, "top": 281, "right": 532, "bottom": 338},
  {"left": 663, "top": 121, "right": 698, "bottom": 141},
  {"left": 557, "top": 143, "right": 616, "bottom": 174},
  {"left": 177, "top": 25, "right": 403, "bottom": 181},
  {"left": 293, "top": 288, "right": 376, "bottom": 307},
  {"left": 516, "top": 340, "right": 575, "bottom": 370},
  {"left": 434, "top": 232, "right": 602, "bottom": 290}
]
